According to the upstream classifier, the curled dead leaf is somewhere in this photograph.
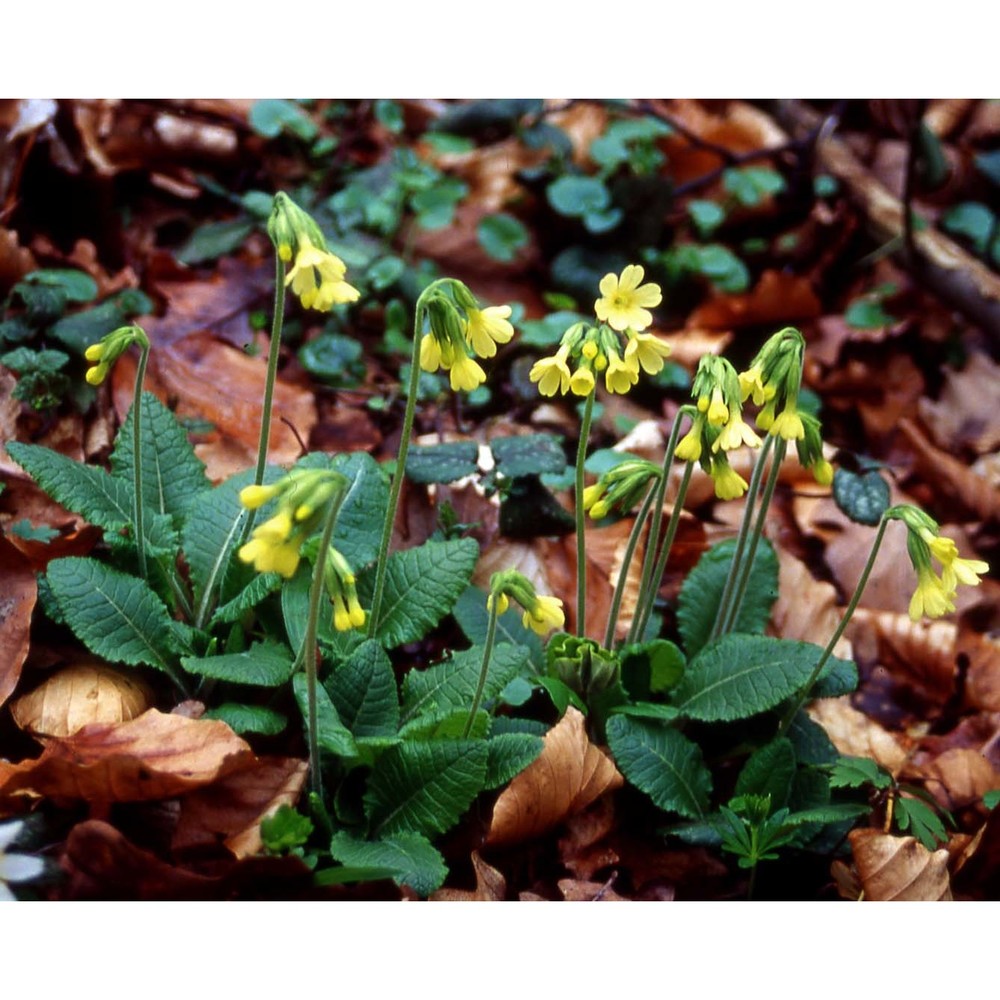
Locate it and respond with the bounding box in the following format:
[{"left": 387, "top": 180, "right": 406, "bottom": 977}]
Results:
[
  {"left": 808, "top": 697, "right": 909, "bottom": 775},
  {"left": 0, "top": 534, "right": 36, "bottom": 708},
  {"left": 10, "top": 662, "right": 153, "bottom": 738},
  {"left": 486, "top": 707, "right": 623, "bottom": 848},
  {"left": 430, "top": 851, "right": 506, "bottom": 902},
  {"left": 849, "top": 828, "right": 952, "bottom": 900},
  {"left": 770, "top": 547, "right": 852, "bottom": 658},
  {"left": 919, "top": 749, "right": 1000, "bottom": 811},
  {"left": 919, "top": 353, "right": 1000, "bottom": 455}
]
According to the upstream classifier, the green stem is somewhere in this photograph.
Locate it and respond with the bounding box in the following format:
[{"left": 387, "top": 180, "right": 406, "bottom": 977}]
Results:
[
  {"left": 720, "top": 437, "right": 786, "bottom": 636},
  {"left": 711, "top": 436, "right": 774, "bottom": 641},
  {"left": 254, "top": 256, "right": 286, "bottom": 490},
  {"left": 575, "top": 390, "right": 596, "bottom": 638},
  {"left": 464, "top": 596, "right": 500, "bottom": 738},
  {"left": 630, "top": 461, "right": 694, "bottom": 644},
  {"left": 132, "top": 344, "right": 150, "bottom": 581},
  {"left": 603, "top": 484, "right": 657, "bottom": 649},
  {"left": 628, "top": 407, "right": 693, "bottom": 644},
  {"left": 777, "top": 517, "right": 889, "bottom": 737},
  {"left": 367, "top": 279, "right": 449, "bottom": 637}
]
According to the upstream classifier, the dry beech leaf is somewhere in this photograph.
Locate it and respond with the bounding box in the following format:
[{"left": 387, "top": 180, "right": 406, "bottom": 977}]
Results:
[
  {"left": 173, "top": 757, "right": 308, "bottom": 859},
  {"left": 0, "top": 708, "right": 253, "bottom": 804},
  {"left": 919, "top": 749, "right": 1000, "bottom": 811},
  {"left": 430, "top": 851, "right": 506, "bottom": 902},
  {"left": 10, "top": 662, "right": 153, "bottom": 737},
  {"left": 962, "top": 630, "right": 1000, "bottom": 712},
  {"left": 849, "top": 829, "right": 952, "bottom": 901},
  {"left": 770, "top": 547, "right": 851, "bottom": 659},
  {"left": 558, "top": 797, "right": 620, "bottom": 881},
  {"left": 486, "top": 707, "right": 623, "bottom": 847},
  {"left": 557, "top": 876, "right": 627, "bottom": 901},
  {"left": 0, "top": 535, "right": 37, "bottom": 708},
  {"left": 808, "top": 697, "right": 909, "bottom": 775},
  {"left": 919, "top": 353, "right": 1000, "bottom": 455},
  {"left": 686, "top": 270, "right": 822, "bottom": 330}
]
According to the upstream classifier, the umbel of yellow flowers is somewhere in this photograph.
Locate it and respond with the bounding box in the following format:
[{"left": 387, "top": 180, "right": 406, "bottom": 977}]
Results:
[
  {"left": 84, "top": 325, "right": 149, "bottom": 385},
  {"left": 487, "top": 569, "right": 565, "bottom": 636},
  {"left": 268, "top": 192, "right": 360, "bottom": 312},
  {"left": 529, "top": 265, "right": 670, "bottom": 398}
]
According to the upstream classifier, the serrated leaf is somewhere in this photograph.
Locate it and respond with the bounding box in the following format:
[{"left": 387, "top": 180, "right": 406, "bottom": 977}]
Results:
[
  {"left": 7, "top": 441, "right": 178, "bottom": 557},
  {"left": 365, "top": 739, "right": 489, "bottom": 838},
  {"left": 810, "top": 653, "right": 858, "bottom": 698},
  {"left": 326, "top": 639, "right": 399, "bottom": 739},
  {"left": 181, "top": 640, "right": 295, "bottom": 687},
  {"left": 734, "top": 738, "right": 796, "bottom": 809},
  {"left": 484, "top": 733, "right": 544, "bottom": 790},
  {"left": 401, "top": 643, "right": 528, "bottom": 724},
  {"left": 370, "top": 538, "right": 479, "bottom": 648},
  {"left": 606, "top": 715, "right": 711, "bottom": 819},
  {"left": 783, "top": 803, "right": 868, "bottom": 828},
  {"left": 676, "top": 538, "right": 778, "bottom": 657},
  {"left": 111, "top": 393, "right": 209, "bottom": 527},
  {"left": 832, "top": 468, "right": 890, "bottom": 526},
  {"left": 830, "top": 755, "right": 892, "bottom": 790},
  {"left": 895, "top": 796, "right": 948, "bottom": 849},
  {"left": 786, "top": 712, "right": 839, "bottom": 766},
  {"left": 399, "top": 708, "right": 490, "bottom": 742},
  {"left": 405, "top": 442, "right": 480, "bottom": 484},
  {"left": 46, "top": 557, "right": 181, "bottom": 674},
  {"left": 210, "top": 572, "right": 281, "bottom": 626},
  {"left": 202, "top": 703, "right": 287, "bottom": 736},
  {"left": 672, "top": 635, "right": 851, "bottom": 722},
  {"left": 292, "top": 674, "right": 357, "bottom": 759},
  {"left": 329, "top": 832, "right": 447, "bottom": 897},
  {"left": 490, "top": 433, "right": 566, "bottom": 478}
]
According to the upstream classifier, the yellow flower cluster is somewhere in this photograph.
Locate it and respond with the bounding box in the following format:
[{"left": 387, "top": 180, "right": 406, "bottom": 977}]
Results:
[
  {"left": 324, "top": 545, "right": 366, "bottom": 632},
  {"left": 583, "top": 459, "right": 662, "bottom": 520},
  {"left": 529, "top": 266, "right": 670, "bottom": 398},
  {"left": 84, "top": 325, "right": 150, "bottom": 386},
  {"left": 487, "top": 569, "right": 566, "bottom": 636}
]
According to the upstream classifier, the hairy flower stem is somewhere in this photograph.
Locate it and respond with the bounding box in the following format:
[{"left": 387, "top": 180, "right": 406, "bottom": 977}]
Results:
[
  {"left": 575, "top": 390, "right": 596, "bottom": 637},
  {"left": 627, "top": 407, "right": 693, "bottom": 645},
  {"left": 710, "top": 436, "right": 775, "bottom": 641},
  {"left": 777, "top": 517, "right": 888, "bottom": 737},
  {"left": 720, "top": 438, "right": 787, "bottom": 636},
  {"left": 298, "top": 492, "right": 346, "bottom": 798},
  {"left": 603, "top": 485, "right": 658, "bottom": 649},
  {"left": 368, "top": 279, "right": 450, "bottom": 636},
  {"left": 132, "top": 342, "right": 151, "bottom": 582},
  {"left": 464, "top": 597, "right": 500, "bottom": 738}
]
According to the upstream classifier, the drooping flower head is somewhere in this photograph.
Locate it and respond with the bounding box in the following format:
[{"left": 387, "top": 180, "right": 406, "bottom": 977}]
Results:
[
  {"left": 594, "top": 264, "right": 662, "bottom": 332},
  {"left": 739, "top": 327, "right": 806, "bottom": 440},
  {"left": 84, "top": 324, "right": 149, "bottom": 386},
  {"left": 709, "top": 452, "right": 749, "bottom": 501},
  {"left": 488, "top": 569, "right": 565, "bottom": 636},
  {"left": 323, "top": 545, "right": 366, "bottom": 632},
  {"left": 584, "top": 458, "right": 662, "bottom": 521},
  {"left": 794, "top": 411, "right": 834, "bottom": 485}
]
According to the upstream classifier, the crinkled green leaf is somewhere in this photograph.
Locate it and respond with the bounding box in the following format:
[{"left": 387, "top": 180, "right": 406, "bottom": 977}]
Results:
[
  {"left": 45, "top": 557, "right": 182, "bottom": 673},
  {"left": 398, "top": 709, "right": 490, "bottom": 742},
  {"left": 606, "top": 715, "right": 711, "bottom": 819},
  {"left": 326, "top": 639, "right": 399, "bottom": 739},
  {"left": 181, "top": 640, "right": 294, "bottom": 687},
  {"left": 203, "top": 703, "right": 287, "bottom": 736},
  {"left": 329, "top": 832, "right": 447, "bottom": 897},
  {"left": 405, "top": 442, "right": 480, "bottom": 484},
  {"left": 490, "top": 433, "right": 567, "bottom": 478},
  {"left": 292, "top": 673, "right": 357, "bottom": 759},
  {"left": 734, "top": 738, "right": 796, "bottom": 810},
  {"left": 210, "top": 572, "right": 281, "bottom": 627},
  {"left": 364, "top": 738, "right": 489, "bottom": 838},
  {"left": 484, "top": 733, "right": 543, "bottom": 790}
]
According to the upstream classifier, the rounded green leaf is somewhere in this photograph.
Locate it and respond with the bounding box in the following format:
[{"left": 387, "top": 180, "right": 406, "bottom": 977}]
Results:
[
  {"left": 477, "top": 212, "right": 530, "bottom": 262},
  {"left": 832, "top": 467, "right": 890, "bottom": 526},
  {"left": 547, "top": 175, "right": 611, "bottom": 218}
]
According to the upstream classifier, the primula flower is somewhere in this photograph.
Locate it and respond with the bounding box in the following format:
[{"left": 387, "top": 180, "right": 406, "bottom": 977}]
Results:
[
  {"left": 811, "top": 458, "right": 834, "bottom": 486},
  {"left": 908, "top": 565, "right": 956, "bottom": 621},
  {"left": 674, "top": 423, "right": 703, "bottom": 463},
  {"left": 594, "top": 265, "right": 662, "bottom": 332},
  {"left": 582, "top": 483, "right": 605, "bottom": 512},
  {"left": 738, "top": 363, "right": 774, "bottom": 406},
  {"left": 624, "top": 331, "right": 672, "bottom": 375},
  {"left": 84, "top": 325, "right": 148, "bottom": 386},
  {"left": 464, "top": 305, "right": 514, "bottom": 359},
  {"left": 529, "top": 344, "right": 573, "bottom": 396},
  {"left": 713, "top": 412, "right": 761, "bottom": 453},
  {"left": 239, "top": 511, "right": 302, "bottom": 578},
  {"left": 285, "top": 237, "right": 360, "bottom": 312},
  {"left": 448, "top": 352, "right": 487, "bottom": 392},
  {"left": 324, "top": 546, "right": 366, "bottom": 632},
  {"left": 710, "top": 456, "right": 748, "bottom": 500},
  {"left": 487, "top": 592, "right": 510, "bottom": 615},
  {"left": 768, "top": 406, "right": 805, "bottom": 441},
  {"left": 569, "top": 365, "right": 596, "bottom": 397},
  {"left": 488, "top": 569, "right": 565, "bottom": 635},
  {"left": 523, "top": 594, "right": 566, "bottom": 635},
  {"left": 604, "top": 347, "right": 638, "bottom": 395},
  {"left": 918, "top": 528, "right": 989, "bottom": 593}
]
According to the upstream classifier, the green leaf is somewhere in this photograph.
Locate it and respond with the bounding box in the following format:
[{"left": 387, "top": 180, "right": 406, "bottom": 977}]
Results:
[
  {"left": 111, "top": 393, "right": 209, "bottom": 527},
  {"left": 975, "top": 150, "right": 1000, "bottom": 188},
  {"left": 693, "top": 244, "right": 749, "bottom": 293},
  {"left": 519, "top": 310, "right": 587, "bottom": 349},
  {"left": 484, "top": 733, "right": 543, "bottom": 790},
  {"left": 366, "top": 255, "right": 406, "bottom": 291},
  {"left": 401, "top": 643, "right": 528, "bottom": 724},
  {"left": 202, "top": 703, "right": 287, "bottom": 736},
  {"left": 175, "top": 220, "right": 255, "bottom": 265},
  {"left": 209, "top": 572, "right": 281, "bottom": 627},
  {"left": 405, "top": 442, "right": 480, "bottom": 484},
  {"left": 490, "top": 433, "right": 567, "bottom": 478},
  {"left": 547, "top": 175, "right": 611, "bottom": 218},
  {"left": 374, "top": 100, "right": 404, "bottom": 134},
  {"left": 895, "top": 796, "right": 948, "bottom": 849},
  {"left": 941, "top": 201, "right": 995, "bottom": 254},
  {"left": 292, "top": 674, "right": 357, "bottom": 758},
  {"left": 369, "top": 538, "right": 479, "bottom": 648},
  {"left": 786, "top": 712, "right": 838, "bottom": 766},
  {"left": 398, "top": 708, "right": 489, "bottom": 742},
  {"left": 829, "top": 755, "right": 892, "bottom": 791},
  {"left": 477, "top": 213, "right": 530, "bottom": 263},
  {"left": 48, "top": 290, "right": 153, "bottom": 356},
  {"left": 298, "top": 334, "right": 364, "bottom": 387},
  {"left": 782, "top": 803, "right": 868, "bottom": 828},
  {"left": 844, "top": 297, "right": 897, "bottom": 330},
  {"left": 365, "top": 739, "right": 488, "bottom": 838},
  {"left": 46, "top": 557, "right": 182, "bottom": 673},
  {"left": 249, "top": 99, "right": 317, "bottom": 141},
  {"left": 687, "top": 199, "right": 726, "bottom": 237},
  {"left": 411, "top": 178, "right": 468, "bottom": 230},
  {"left": 984, "top": 789, "right": 1000, "bottom": 811},
  {"left": 672, "top": 635, "right": 851, "bottom": 722},
  {"left": 734, "top": 738, "right": 796, "bottom": 810},
  {"left": 676, "top": 538, "right": 778, "bottom": 658},
  {"left": 810, "top": 653, "right": 858, "bottom": 698},
  {"left": 606, "top": 715, "right": 711, "bottom": 819},
  {"left": 326, "top": 639, "right": 400, "bottom": 739},
  {"left": 21, "top": 268, "right": 98, "bottom": 302},
  {"left": 723, "top": 166, "right": 786, "bottom": 207},
  {"left": 329, "top": 832, "right": 447, "bottom": 897},
  {"left": 832, "top": 467, "right": 890, "bottom": 526},
  {"left": 181, "top": 640, "right": 295, "bottom": 687},
  {"left": 433, "top": 99, "right": 541, "bottom": 136},
  {"left": 422, "top": 132, "right": 476, "bottom": 154},
  {"left": 260, "top": 805, "right": 313, "bottom": 852},
  {"left": 7, "top": 519, "right": 59, "bottom": 542}
]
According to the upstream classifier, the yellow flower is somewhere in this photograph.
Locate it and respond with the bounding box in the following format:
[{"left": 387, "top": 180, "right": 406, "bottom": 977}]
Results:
[
  {"left": 464, "top": 305, "right": 514, "bottom": 359},
  {"left": 582, "top": 483, "right": 605, "bottom": 511},
  {"left": 285, "top": 237, "right": 360, "bottom": 312},
  {"left": 908, "top": 565, "right": 956, "bottom": 621},
  {"left": 604, "top": 347, "right": 638, "bottom": 395},
  {"left": 529, "top": 345, "right": 573, "bottom": 396},
  {"left": 448, "top": 352, "right": 486, "bottom": 393},
  {"left": 347, "top": 591, "right": 367, "bottom": 628},
  {"left": 624, "top": 331, "right": 671, "bottom": 375},
  {"left": 738, "top": 363, "right": 774, "bottom": 406},
  {"left": 569, "top": 366, "right": 596, "bottom": 397},
  {"left": 769, "top": 407, "right": 805, "bottom": 440},
  {"left": 239, "top": 511, "right": 302, "bottom": 578},
  {"left": 710, "top": 458, "right": 748, "bottom": 501},
  {"left": 522, "top": 594, "right": 565, "bottom": 635},
  {"left": 594, "top": 265, "right": 662, "bottom": 332},
  {"left": 713, "top": 412, "right": 761, "bottom": 453},
  {"left": 239, "top": 483, "right": 282, "bottom": 509},
  {"left": 675, "top": 425, "right": 703, "bottom": 463},
  {"left": 705, "top": 387, "right": 729, "bottom": 426},
  {"left": 487, "top": 592, "right": 510, "bottom": 615},
  {"left": 812, "top": 458, "right": 834, "bottom": 486},
  {"left": 919, "top": 529, "right": 989, "bottom": 592}
]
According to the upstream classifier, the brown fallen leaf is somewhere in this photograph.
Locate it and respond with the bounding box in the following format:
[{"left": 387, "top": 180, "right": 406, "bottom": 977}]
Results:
[
  {"left": 486, "top": 707, "right": 623, "bottom": 847},
  {"left": 962, "top": 630, "right": 1000, "bottom": 712},
  {"left": 686, "top": 270, "right": 822, "bottom": 331},
  {"left": 9, "top": 662, "right": 153, "bottom": 737},
  {"left": 919, "top": 749, "right": 1000, "bottom": 811},
  {"left": 430, "top": 851, "right": 507, "bottom": 901},
  {"left": 172, "top": 757, "right": 308, "bottom": 859},
  {"left": 808, "top": 697, "right": 909, "bottom": 775},
  {"left": 0, "top": 708, "right": 253, "bottom": 805},
  {"left": 557, "top": 876, "right": 627, "bottom": 901},
  {"left": 558, "top": 796, "right": 619, "bottom": 881},
  {"left": 849, "top": 828, "right": 952, "bottom": 900},
  {"left": 919, "top": 353, "right": 1000, "bottom": 455},
  {"left": 0, "top": 534, "right": 36, "bottom": 709}
]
